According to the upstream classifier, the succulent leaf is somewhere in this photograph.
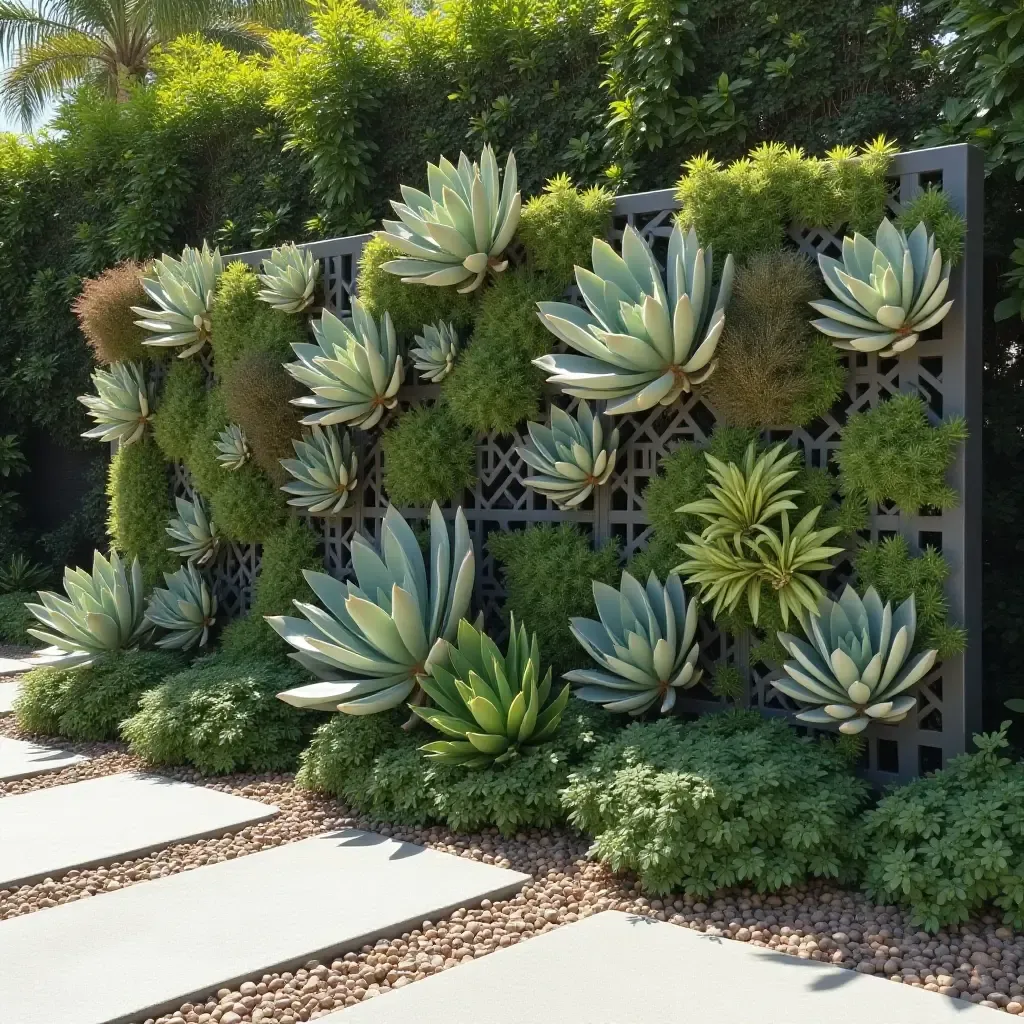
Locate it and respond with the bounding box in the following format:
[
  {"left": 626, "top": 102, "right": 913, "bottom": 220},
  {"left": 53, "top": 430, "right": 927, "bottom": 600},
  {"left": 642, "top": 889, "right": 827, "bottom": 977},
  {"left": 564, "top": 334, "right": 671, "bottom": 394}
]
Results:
[
  {"left": 78, "top": 361, "right": 152, "bottom": 445},
  {"left": 144, "top": 563, "right": 217, "bottom": 650},
  {"left": 257, "top": 243, "right": 320, "bottom": 313},
  {"left": 215, "top": 423, "right": 251, "bottom": 471},
  {"left": 166, "top": 495, "right": 220, "bottom": 567},
  {"left": 410, "top": 321, "right": 460, "bottom": 382},
  {"left": 280, "top": 424, "right": 359, "bottom": 516}
]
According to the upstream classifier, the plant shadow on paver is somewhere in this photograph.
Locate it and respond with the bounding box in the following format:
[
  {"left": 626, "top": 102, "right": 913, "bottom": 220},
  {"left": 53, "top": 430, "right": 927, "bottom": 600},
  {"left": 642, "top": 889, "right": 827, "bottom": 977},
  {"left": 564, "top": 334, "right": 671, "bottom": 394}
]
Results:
[{"left": 332, "top": 828, "right": 427, "bottom": 861}]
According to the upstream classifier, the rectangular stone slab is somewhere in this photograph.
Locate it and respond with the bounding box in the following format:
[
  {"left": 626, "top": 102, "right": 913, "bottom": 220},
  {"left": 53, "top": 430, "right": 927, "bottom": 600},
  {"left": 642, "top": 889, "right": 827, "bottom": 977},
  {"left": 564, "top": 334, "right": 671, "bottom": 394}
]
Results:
[
  {"left": 330, "top": 910, "right": 994, "bottom": 1024},
  {"left": 0, "top": 772, "right": 279, "bottom": 889},
  {"left": 0, "top": 681, "right": 18, "bottom": 716},
  {"left": 0, "top": 829, "right": 529, "bottom": 1024},
  {"left": 0, "top": 736, "right": 88, "bottom": 782}
]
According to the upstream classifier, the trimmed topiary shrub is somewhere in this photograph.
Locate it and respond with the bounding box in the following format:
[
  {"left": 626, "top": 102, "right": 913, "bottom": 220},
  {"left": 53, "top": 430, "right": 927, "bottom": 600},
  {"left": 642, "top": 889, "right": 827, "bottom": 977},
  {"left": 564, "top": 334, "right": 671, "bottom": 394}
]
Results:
[
  {"left": 153, "top": 359, "right": 208, "bottom": 463},
  {"left": 71, "top": 260, "right": 151, "bottom": 365},
  {"left": 443, "top": 271, "right": 559, "bottom": 435},
  {"left": 836, "top": 394, "right": 968, "bottom": 514},
  {"left": 13, "top": 649, "right": 183, "bottom": 740},
  {"left": 562, "top": 711, "right": 868, "bottom": 895},
  {"left": 209, "top": 463, "right": 286, "bottom": 543},
  {"left": 123, "top": 652, "right": 316, "bottom": 774},
  {"left": 106, "top": 437, "right": 177, "bottom": 589},
  {"left": 490, "top": 523, "right": 621, "bottom": 677},
  {"left": 862, "top": 725, "right": 1024, "bottom": 931},
  {"left": 381, "top": 404, "right": 476, "bottom": 508},
  {"left": 357, "top": 237, "right": 475, "bottom": 340},
  {"left": 517, "top": 174, "right": 615, "bottom": 290},
  {"left": 704, "top": 252, "right": 845, "bottom": 428},
  {"left": 0, "top": 590, "right": 33, "bottom": 645},
  {"left": 209, "top": 261, "right": 307, "bottom": 372},
  {"left": 221, "top": 349, "right": 304, "bottom": 482}
]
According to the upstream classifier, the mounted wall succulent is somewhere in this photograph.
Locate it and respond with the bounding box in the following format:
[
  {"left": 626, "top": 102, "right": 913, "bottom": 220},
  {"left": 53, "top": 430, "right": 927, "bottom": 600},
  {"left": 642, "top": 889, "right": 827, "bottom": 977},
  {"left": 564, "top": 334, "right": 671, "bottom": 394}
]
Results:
[
  {"left": 269, "top": 503, "right": 475, "bottom": 716},
  {"left": 26, "top": 550, "right": 148, "bottom": 666},
  {"left": 565, "top": 571, "right": 702, "bottom": 715},
  {"left": 413, "top": 615, "right": 570, "bottom": 766},
  {"left": 410, "top": 321, "right": 460, "bottom": 382},
  {"left": 79, "top": 361, "right": 152, "bottom": 445},
  {"left": 166, "top": 495, "right": 219, "bottom": 567},
  {"left": 377, "top": 144, "right": 521, "bottom": 294},
  {"left": 810, "top": 219, "right": 953, "bottom": 357},
  {"left": 215, "top": 424, "right": 251, "bottom": 470},
  {"left": 517, "top": 401, "right": 619, "bottom": 509},
  {"left": 145, "top": 564, "right": 218, "bottom": 650},
  {"left": 772, "top": 585, "right": 937, "bottom": 733},
  {"left": 131, "top": 242, "right": 223, "bottom": 358},
  {"left": 534, "top": 224, "right": 734, "bottom": 415},
  {"left": 285, "top": 300, "right": 402, "bottom": 430},
  {"left": 280, "top": 424, "right": 359, "bottom": 515},
  {"left": 258, "top": 242, "right": 320, "bottom": 313}
]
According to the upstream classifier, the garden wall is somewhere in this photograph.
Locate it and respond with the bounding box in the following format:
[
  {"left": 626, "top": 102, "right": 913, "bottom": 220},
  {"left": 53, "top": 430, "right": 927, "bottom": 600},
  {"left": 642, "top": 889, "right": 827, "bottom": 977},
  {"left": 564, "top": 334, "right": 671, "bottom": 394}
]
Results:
[{"left": 200, "top": 143, "right": 984, "bottom": 784}]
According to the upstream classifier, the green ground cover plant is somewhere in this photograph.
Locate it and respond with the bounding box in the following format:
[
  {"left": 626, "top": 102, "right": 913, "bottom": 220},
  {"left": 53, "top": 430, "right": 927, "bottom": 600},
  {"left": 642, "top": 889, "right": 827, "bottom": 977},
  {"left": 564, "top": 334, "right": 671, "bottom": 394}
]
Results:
[{"left": 0, "top": 591, "right": 34, "bottom": 644}]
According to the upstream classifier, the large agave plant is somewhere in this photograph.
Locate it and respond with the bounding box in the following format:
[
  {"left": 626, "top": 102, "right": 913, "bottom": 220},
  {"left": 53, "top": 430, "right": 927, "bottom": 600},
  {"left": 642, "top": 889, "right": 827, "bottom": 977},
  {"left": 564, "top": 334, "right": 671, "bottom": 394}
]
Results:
[
  {"left": 131, "top": 243, "right": 223, "bottom": 358},
  {"left": 285, "top": 300, "right": 402, "bottom": 430},
  {"left": 810, "top": 219, "right": 953, "bottom": 357},
  {"left": 145, "top": 564, "right": 217, "bottom": 650},
  {"left": 377, "top": 144, "right": 521, "bottom": 294},
  {"left": 215, "top": 424, "right": 250, "bottom": 470},
  {"left": 79, "top": 362, "right": 152, "bottom": 445},
  {"left": 280, "top": 425, "right": 359, "bottom": 515},
  {"left": 166, "top": 496, "right": 219, "bottom": 566},
  {"left": 534, "top": 224, "right": 735, "bottom": 415},
  {"left": 516, "top": 401, "right": 619, "bottom": 509},
  {"left": 26, "top": 550, "right": 147, "bottom": 665},
  {"left": 564, "top": 571, "right": 702, "bottom": 715},
  {"left": 413, "top": 615, "right": 570, "bottom": 766},
  {"left": 772, "top": 585, "right": 938, "bottom": 733},
  {"left": 258, "top": 242, "right": 320, "bottom": 313},
  {"left": 270, "top": 503, "right": 475, "bottom": 716},
  {"left": 410, "top": 321, "right": 460, "bottom": 383}
]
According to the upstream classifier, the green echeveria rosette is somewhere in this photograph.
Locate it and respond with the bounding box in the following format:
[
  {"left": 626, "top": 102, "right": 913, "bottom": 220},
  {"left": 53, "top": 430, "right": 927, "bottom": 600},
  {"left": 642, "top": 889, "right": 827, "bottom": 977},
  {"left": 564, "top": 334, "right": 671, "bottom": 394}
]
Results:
[
  {"left": 258, "top": 242, "right": 320, "bottom": 313},
  {"left": 410, "top": 321, "right": 460, "bottom": 383},
  {"left": 279, "top": 424, "right": 359, "bottom": 516},
  {"left": 144, "top": 563, "right": 218, "bottom": 650},
  {"left": 166, "top": 495, "right": 220, "bottom": 567},
  {"left": 78, "top": 361, "right": 152, "bottom": 445},
  {"left": 215, "top": 423, "right": 251, "bottom": 470}
]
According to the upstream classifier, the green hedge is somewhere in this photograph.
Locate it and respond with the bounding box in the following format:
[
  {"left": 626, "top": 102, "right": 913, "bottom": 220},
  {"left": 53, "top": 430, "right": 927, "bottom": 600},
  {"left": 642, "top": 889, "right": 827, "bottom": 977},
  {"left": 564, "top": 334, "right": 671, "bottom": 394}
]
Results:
[{"left": 0, "top": 591, "right": 34, "bottom": 645}]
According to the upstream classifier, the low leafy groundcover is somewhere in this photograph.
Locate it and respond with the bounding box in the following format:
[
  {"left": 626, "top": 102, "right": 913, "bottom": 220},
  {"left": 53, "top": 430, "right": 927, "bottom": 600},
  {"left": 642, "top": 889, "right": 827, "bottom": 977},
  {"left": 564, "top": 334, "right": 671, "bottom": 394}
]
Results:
[
  {"left": 298, "top": 700, "right": 616, "bottom": 835},
  {"left": 13, "top": 649, "right": 184, "bottom": 741},
  {"left": 0, "top": 590, "right": 34, "bottom": 645},
  {"left": 562, "top": 710, "right": 868, "bottom": 896},
  {"left": 122, "top": 651, "right": 318, "bottom": 774}
]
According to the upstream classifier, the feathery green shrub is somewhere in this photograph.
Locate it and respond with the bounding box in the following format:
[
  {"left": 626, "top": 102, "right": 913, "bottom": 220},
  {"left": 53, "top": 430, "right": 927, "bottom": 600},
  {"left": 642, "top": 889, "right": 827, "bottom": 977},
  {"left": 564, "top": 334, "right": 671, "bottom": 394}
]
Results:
[
  {"left": 894, "top": 186, "right": 966, "bottom": 267},
  {"left": 562, "top": 711, "right": 868, "bottom": 895},
  {"left": 863, "top": 726, "right": 1024, "bottom": 931},
  {"left": 209, "top": 464, "right": 286, "bottom": 543},
  {"left": 186, "top": 387, "right": 231, "bottom": 499},
  {"left": 106, "top": 437, "right": 177, "bottom": 588},
  {"left": 517, "top": 174, "right": 615, "bottom": 290},
  {"left": 123, "top": 652, "right": 316, "bottom": 774},
  {"left": 837, "top": 394, "right": 968, "bottom": 514},
  {"left": 153, "top": 359, "right": 207, "bottom": 463},
  {"left": 71, "top": 260, "right": 151, "bottom": 365},
  {"left": 443, "top": 271, "right": 558, "bottom": 435},
  {"left": 0, "top": 590, "right": 33, "bottom": 644},
  {"left": 490, "top": 523, "right": 621, "bottom": 677},
  {"left": 381, "top": 404, "right": 476, "bottom": 507}
]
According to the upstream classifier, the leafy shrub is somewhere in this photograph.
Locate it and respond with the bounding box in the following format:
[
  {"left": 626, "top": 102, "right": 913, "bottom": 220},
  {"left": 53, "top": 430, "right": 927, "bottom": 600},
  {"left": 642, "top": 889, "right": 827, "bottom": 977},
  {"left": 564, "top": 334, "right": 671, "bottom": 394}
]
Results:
[
  {"left": 381, "top": 404, "right": 476, "bottom": 507},
  {"left": 443, "top": 271, "right": 559, "bottom": 435},
  {"left": 123, "top": 652, "right": 316, "bottom": 774},
  {"left": 894, "top": 186, "right": 966, "bottom": 267},
  {"left": 562, "top": 711, "right": 868, "bottom": 895},
  {"left": 705, "top": 251, "right": 845, "bottom": 428},
  {"left": 209, "top": 464, "right": 286, "bottom": 543},
  {"left": 185, "top": 387, "right": 230, "bottom": 499},
  {"left": 0, "top": 590, "right": 33, "bottom": 644},
  {"left": 853, "top": 535, "right": 966, "bottom": 659},
  {"left": 837, "top": 394, "right": 968, "bottom": 513},
  {"left": 71, "top": 260, "right": 151, "bottom": 365},
  {"left": 221, "top": 517, "right": 322, "bottom": 659},
  {"left": 153, "top": 359, "right": 208, "bottom": 463},
  {"left": 517, "top": 174, "right": 615, "bottom": 290},
  {"left": 357, "top": 237, "right": 475, "bottom": 340},
  {"left": 106, "top": 437, "right": 177, "bottom": 588},
  {"left": 14, "top": 650, "right": 183, "bottom": 740},
  {"left": 675, "top": 139, "right": 895, "bottom": 263},
  {"left": 490, "top": 523, "right": 621, "bottom": 677},
  {"left": 298, "top": 700, "right": 617, "bottom": 833},
  {"left": 222, "top": 349, "right": 304, "bottom": 481},
  {"left": 209, "top": 261, "right": 307, "bottom": 372},
  {"left": 863, "top": 726, "right": 1024, "bottom": 931}
]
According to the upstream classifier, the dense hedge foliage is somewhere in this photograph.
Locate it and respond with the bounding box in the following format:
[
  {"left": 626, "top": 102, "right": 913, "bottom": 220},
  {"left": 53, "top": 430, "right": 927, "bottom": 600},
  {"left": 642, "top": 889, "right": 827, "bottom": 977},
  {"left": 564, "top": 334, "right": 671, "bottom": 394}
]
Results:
[
  {"left": 0, "top": 591, "right": 33, "bottom": 644},
  {"left": 562, "top": 711, "right": 869, "bottom": 895}
]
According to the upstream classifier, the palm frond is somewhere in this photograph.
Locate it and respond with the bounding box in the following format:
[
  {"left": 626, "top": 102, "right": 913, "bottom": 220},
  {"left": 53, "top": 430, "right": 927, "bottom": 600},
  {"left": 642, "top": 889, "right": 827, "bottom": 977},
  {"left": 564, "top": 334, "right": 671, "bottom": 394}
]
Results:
[
  {"left": 199, "top": 17, "right": 272, "bottom": 52},
  {"left": 0, "top": 0, "right": 99, "bottom": 58}
]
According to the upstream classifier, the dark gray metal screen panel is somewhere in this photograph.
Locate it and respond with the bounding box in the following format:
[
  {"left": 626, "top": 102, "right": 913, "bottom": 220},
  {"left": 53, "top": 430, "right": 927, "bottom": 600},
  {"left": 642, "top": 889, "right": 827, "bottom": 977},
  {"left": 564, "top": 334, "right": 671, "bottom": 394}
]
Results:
[{"left": 198, "top": 144, "right": 982, "bottom": 782}]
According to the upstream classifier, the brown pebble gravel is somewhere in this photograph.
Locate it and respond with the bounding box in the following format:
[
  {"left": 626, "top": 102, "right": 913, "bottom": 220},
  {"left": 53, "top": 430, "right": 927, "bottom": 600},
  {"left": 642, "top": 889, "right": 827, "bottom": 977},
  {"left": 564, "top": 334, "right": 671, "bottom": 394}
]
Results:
[{"left": 2, "top": 719, "right": 1023, "bottom": 1019}]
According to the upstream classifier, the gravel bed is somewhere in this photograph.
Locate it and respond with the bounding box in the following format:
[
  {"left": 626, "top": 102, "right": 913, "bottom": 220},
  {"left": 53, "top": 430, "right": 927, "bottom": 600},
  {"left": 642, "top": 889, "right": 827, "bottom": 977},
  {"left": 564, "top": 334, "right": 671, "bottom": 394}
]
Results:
[
  {"left": 0, "top": 643, "right": 33, "bottom": 661},
  {"left": 2, "top": 718, "right": 1023, "bottom": 1019}
]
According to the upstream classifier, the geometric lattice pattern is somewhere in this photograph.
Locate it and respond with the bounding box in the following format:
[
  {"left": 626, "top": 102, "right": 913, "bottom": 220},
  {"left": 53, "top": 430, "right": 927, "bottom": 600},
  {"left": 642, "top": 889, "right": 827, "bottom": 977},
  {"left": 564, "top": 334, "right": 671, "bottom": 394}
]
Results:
[{"left": 218, "top": 144, "right": 982, "bottom": 783}]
